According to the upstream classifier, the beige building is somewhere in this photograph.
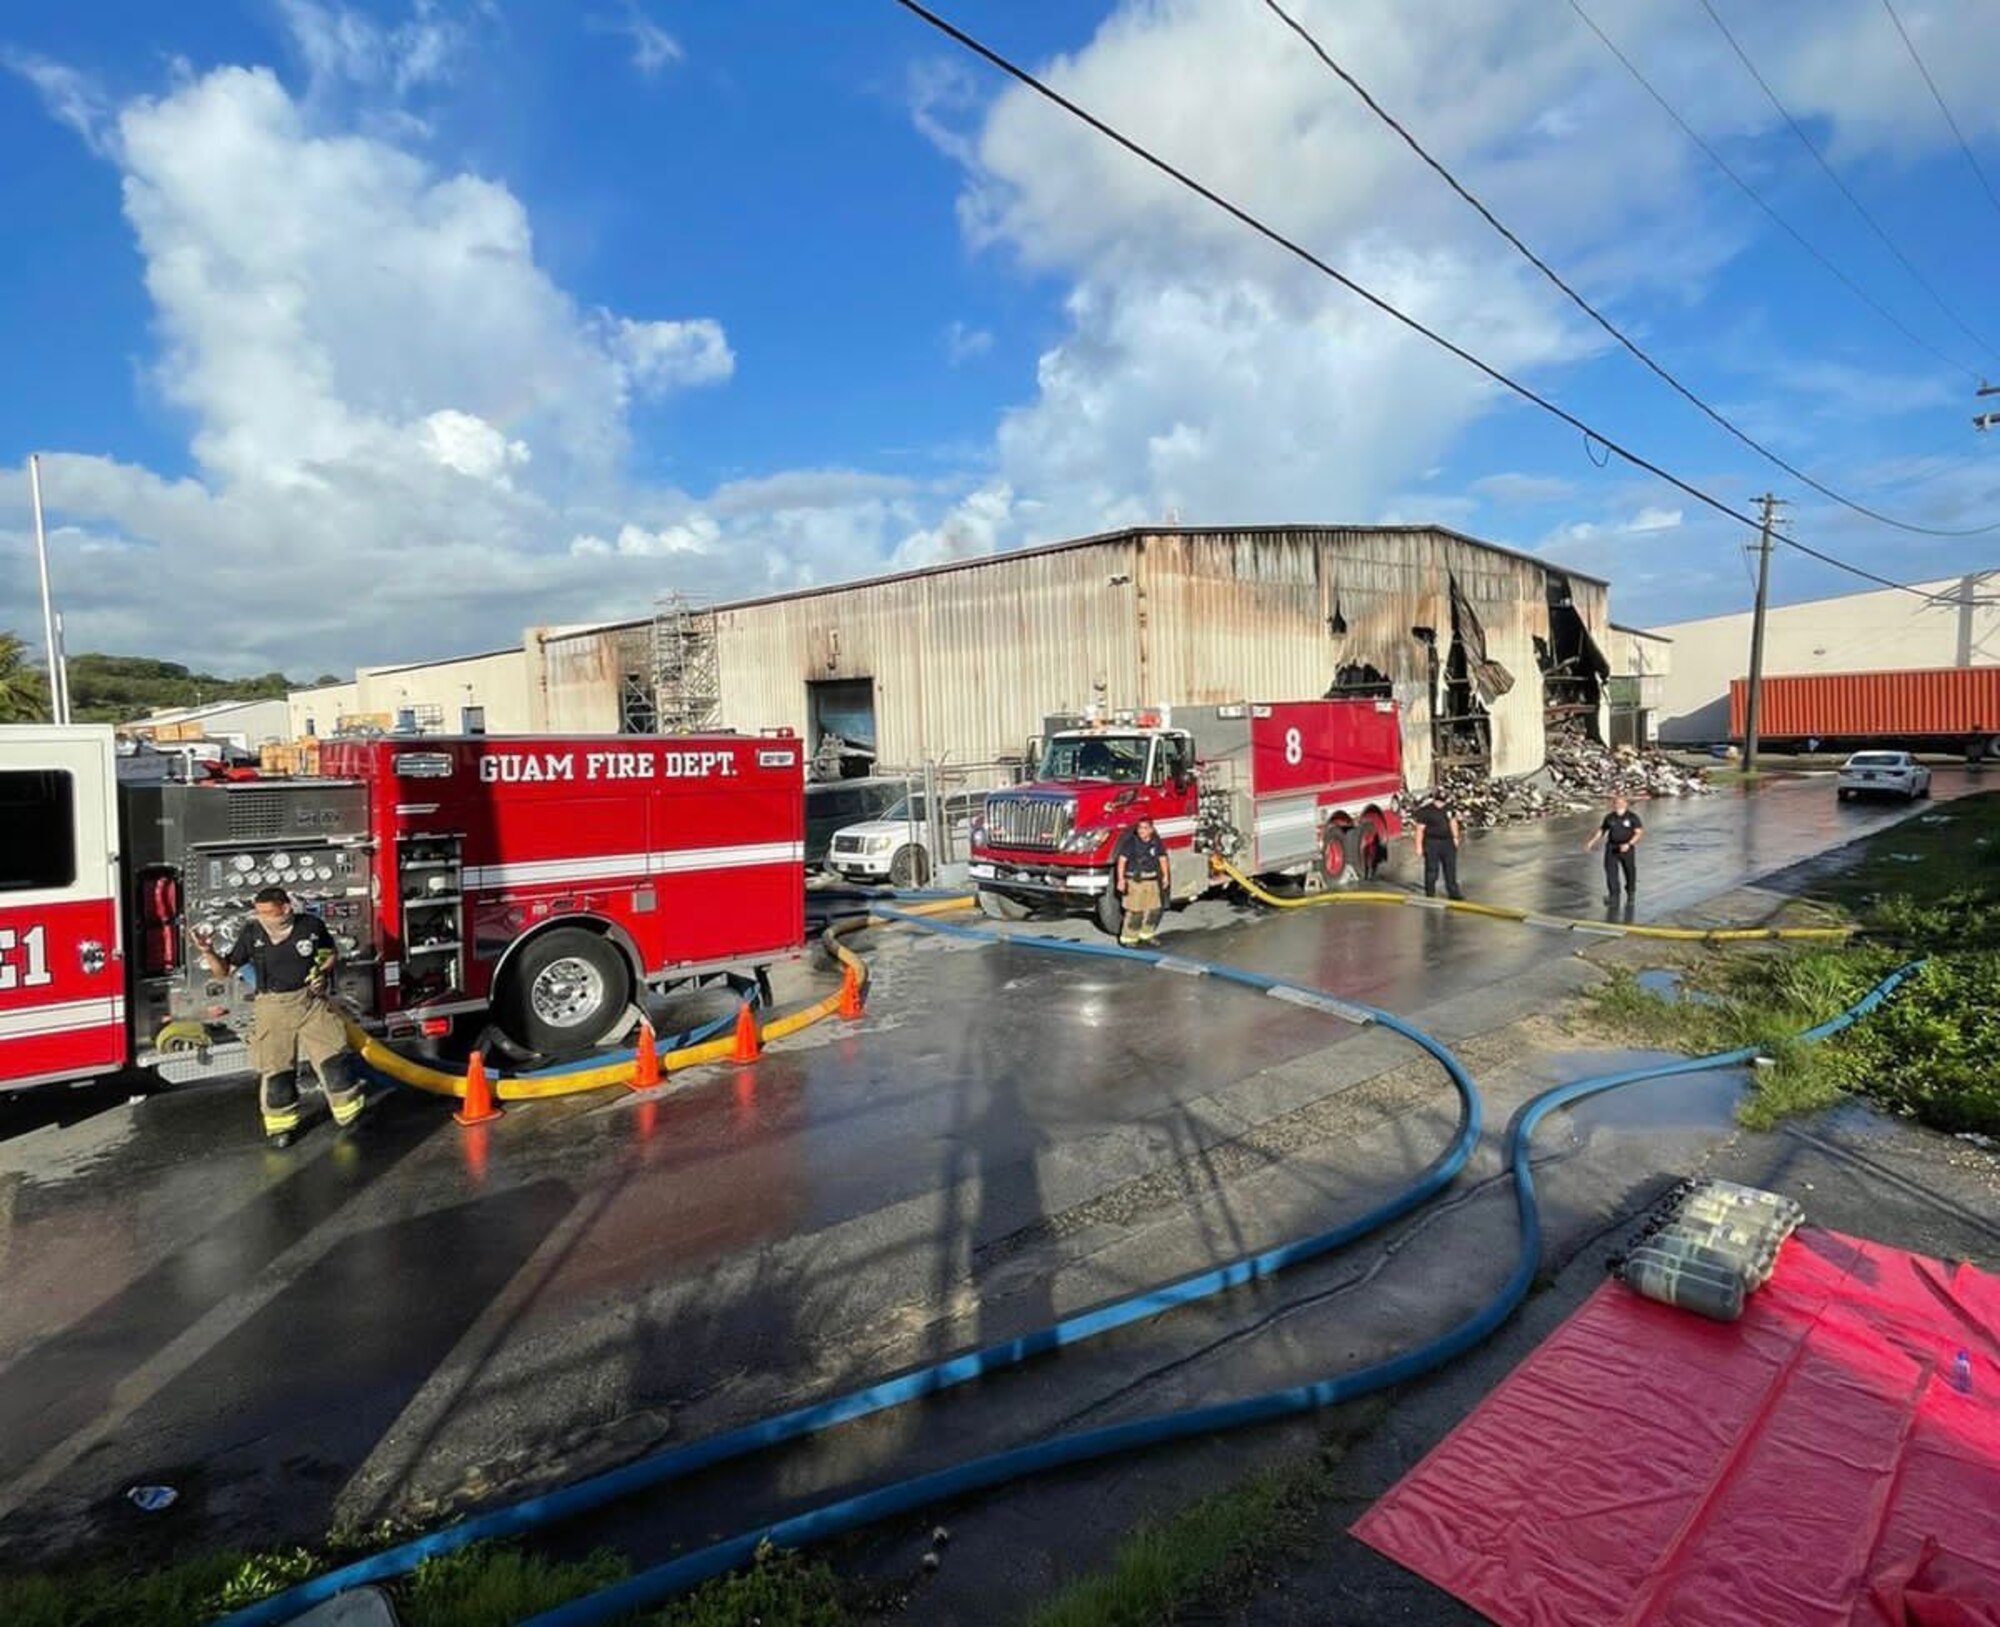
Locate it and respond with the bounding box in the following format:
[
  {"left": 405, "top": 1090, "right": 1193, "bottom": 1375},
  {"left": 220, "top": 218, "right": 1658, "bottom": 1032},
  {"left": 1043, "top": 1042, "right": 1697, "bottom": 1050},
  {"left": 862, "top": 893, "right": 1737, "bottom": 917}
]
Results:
[
  {"left": 528, "top": 524, "right": 1617, "bottom": 789},
  {"left": 1606, "top": 623, "right": 1673, "bottom": 745},
  {"left": 127, "top": 696, "right": 292, "bottom": 749},
  {"left": 1654, "top": 572, "right": 1999, "bottom": 743},
  {"left": 288, "top": 647, "right": 534, "bottom": 739}
]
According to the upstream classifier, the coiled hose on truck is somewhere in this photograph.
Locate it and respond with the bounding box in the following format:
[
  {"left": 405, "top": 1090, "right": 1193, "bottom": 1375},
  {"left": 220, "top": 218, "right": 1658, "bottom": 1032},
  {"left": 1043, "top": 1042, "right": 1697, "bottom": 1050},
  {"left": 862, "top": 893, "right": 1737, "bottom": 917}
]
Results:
[{"left": 213, "top": 909, "right": 1920, "bottom": 1627}]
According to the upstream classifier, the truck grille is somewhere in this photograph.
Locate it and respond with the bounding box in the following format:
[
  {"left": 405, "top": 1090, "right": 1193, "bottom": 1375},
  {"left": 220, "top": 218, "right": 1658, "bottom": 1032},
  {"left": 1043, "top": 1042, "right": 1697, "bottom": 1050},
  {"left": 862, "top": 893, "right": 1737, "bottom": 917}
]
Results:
[
  {"left": 226, "top": 791, "right": 291, "bottom": 841},
  {"left": 832, "top": 834, "right": 866, "bottom": 854},
  {"left": 982, "top": 794, "right": 1073, "bottom": 850}
]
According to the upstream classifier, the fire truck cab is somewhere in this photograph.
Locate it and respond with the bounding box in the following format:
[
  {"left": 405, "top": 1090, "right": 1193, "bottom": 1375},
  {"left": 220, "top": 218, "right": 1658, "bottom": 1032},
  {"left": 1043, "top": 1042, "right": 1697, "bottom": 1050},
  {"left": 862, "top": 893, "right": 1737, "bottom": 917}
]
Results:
[
  {"left": 0, "top": 724, "right": 806, "bottom": 1094},
  {"left": 969, "top": 700, "right": 1402, "bottom": 934}
]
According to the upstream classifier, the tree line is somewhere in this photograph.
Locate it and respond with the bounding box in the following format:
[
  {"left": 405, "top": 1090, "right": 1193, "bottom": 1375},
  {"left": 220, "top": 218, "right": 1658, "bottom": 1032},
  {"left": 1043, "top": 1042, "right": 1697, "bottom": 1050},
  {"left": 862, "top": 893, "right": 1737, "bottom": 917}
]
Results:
[{"left": 0, "top": 631, "right": 331, "bottom": 725}]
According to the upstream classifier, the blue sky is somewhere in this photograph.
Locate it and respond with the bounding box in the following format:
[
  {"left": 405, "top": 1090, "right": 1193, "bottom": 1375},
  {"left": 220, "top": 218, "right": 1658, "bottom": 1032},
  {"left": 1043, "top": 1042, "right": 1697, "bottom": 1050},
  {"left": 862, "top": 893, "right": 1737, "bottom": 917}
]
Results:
[{"left": 2, "top": 0, "right": 1998, "bottom": 674}]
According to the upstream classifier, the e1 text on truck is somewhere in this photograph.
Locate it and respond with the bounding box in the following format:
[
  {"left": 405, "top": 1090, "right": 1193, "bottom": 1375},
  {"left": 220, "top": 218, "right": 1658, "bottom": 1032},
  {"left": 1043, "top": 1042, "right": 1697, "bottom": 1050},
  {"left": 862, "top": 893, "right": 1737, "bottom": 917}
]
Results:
[
  {"left": 0, "top": 725, "right": 805, "bottom": 1095},
  {"left": 969, "top": 699, "right": 1402, "bottom": 934}
]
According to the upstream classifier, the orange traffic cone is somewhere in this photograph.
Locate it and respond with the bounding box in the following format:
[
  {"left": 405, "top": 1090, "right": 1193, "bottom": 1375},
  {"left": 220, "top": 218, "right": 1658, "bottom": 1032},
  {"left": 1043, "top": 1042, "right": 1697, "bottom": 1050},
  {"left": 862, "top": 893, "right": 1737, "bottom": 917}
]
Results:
[
  {"left": 629, "top": 1019, "right": 661, "bottom": 1092},
  {"left": 730, "top": 1000, "right": 761, "bottom": 1064},
  {"left": 454, "top": 1051, "right": 502, "bottom": 1126},
  {"left": 838, "top": 963, "right": 864, "bottom": 1021}
]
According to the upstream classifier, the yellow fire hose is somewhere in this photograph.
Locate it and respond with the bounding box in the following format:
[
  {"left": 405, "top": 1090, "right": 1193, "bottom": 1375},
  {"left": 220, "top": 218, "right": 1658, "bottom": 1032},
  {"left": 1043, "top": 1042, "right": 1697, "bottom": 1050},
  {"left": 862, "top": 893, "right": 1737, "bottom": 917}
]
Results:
[
  {"left": 347, "top": 896, "right": 977, "bottom": 1102},
  {"left": 1208, "top": 855, "right": 1852, "bottom": 943}
]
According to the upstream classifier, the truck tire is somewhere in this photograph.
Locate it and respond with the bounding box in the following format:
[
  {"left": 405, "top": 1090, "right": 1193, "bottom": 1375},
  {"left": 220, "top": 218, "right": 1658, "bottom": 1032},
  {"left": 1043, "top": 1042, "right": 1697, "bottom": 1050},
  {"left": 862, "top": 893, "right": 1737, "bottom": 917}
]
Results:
[
  {"left": 978, "top": 888, "right": 1032, "bottom": 922},
  {"left": 1095, "top": 888, "right": 1125, "bottom": 937},
  {"left": 1321, "top": 825, "right": 1361, "bottom": 884},
  {"left": 889, "top": 844, "right": 932, "bottom": 889},
  {"left": 496, "top": 928, "right": 632, "bottom": 1060},
  {"left": 1361, "top": 811, "right": 1392, "bottom": 878}
]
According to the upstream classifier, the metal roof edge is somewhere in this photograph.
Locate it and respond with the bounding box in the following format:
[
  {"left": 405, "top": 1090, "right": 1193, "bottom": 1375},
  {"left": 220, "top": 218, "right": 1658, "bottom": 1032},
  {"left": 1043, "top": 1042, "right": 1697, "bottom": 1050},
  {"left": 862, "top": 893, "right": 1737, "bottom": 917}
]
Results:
[{"left": 538, "top": 522, "right": 1608, "bottom": 642}]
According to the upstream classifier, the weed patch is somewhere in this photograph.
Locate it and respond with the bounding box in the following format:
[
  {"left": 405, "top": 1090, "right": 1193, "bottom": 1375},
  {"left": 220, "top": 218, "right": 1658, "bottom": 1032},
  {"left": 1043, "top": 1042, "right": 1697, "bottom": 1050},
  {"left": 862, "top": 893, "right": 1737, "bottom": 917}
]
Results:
[
  {"left": 1583, "top": 792, "right": 2000, "bottom": 1133},
  {"left": 1025, "top": 1456, "right": 1333, "bottom": 1627}
]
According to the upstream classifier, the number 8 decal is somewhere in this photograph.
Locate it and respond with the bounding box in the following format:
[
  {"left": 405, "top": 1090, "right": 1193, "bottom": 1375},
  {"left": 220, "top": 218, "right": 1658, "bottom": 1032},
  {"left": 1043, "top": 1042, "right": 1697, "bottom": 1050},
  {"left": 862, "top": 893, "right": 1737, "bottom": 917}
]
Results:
[{"left": 1284, "top": 727, "right": 1303, "bottom": 767}]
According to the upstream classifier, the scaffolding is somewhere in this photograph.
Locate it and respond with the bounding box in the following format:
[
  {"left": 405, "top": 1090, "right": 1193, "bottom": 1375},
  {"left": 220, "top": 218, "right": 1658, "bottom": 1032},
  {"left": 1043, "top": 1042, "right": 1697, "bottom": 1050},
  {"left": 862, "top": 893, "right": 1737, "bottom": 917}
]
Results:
[{"left": 650, "top": 592, "right": 721, "bottom": 734}]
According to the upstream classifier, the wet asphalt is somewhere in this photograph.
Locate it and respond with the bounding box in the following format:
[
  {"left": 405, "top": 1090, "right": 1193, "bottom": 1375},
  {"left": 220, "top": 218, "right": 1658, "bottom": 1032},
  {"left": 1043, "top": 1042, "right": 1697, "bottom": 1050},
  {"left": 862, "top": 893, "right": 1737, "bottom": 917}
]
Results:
[{"left": 0, "top": 771, "right": 1985, "bottom": 1578}]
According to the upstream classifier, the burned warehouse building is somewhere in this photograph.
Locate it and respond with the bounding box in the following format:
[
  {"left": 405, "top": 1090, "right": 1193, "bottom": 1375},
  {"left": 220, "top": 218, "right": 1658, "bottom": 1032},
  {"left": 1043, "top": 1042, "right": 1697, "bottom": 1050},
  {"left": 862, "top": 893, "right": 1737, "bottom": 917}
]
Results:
[{"left": 513, "top": 524, "right": 1626, "bottom": 787}]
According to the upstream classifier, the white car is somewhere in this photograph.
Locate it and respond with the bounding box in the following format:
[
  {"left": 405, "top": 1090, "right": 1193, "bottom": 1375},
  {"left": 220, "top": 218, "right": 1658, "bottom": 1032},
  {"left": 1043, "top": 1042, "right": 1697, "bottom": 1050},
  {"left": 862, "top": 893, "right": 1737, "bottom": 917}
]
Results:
[
  {"left": 826, "top": 792, "right": 984, "bottom": 887},
  {"left": 1836, "top": 750, "right": 1931, "bottom": 802}
]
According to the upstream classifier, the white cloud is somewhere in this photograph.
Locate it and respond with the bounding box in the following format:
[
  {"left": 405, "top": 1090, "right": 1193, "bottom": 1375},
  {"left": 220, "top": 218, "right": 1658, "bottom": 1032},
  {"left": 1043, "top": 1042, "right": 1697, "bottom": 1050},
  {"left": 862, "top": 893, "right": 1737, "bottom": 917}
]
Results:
[
  {"left": 1543, "top": 504, "right": 1685, "bottom": 547},
  {"left": 279, "top": 0, "right": 473, "bottom": 99},
  {"left": 923, "top": 0, "right": 2000, "bottom": 567},
  {"left": 569, "top": 517, "right": 719, "bottom": 558},
  {"left": 0, "top": 43, "right": 807, "bottom": 673},
  {"left": 1472, "top": 472, "right": 1577, "bottom": 506},
  {"left": 604, "top": 316, "right": 735, "bottom": 396},
  {"left": 943, "top": 320, "right": 994, "bottom": 365},
  {"left": 709, "top": 469, "right": 916, "bottom": 516},
  {"left": 420, "top": 410, "right": 530, "bottom": 483},
  {"left": 592, "top": 4, "right": 683, "bottom": 79},
  {"left": 2, "top": 49, "right": 116, "bottom": 155},
  {"left": 894, "top": 482, "right": 1015, "bottom": 568}
]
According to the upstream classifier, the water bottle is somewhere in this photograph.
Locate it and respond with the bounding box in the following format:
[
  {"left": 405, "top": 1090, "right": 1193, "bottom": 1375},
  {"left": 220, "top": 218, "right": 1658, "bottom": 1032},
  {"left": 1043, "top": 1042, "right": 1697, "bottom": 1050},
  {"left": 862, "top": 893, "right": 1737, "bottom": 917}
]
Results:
[{"left": 1949, "top": 1350, "right": 1974, "bottom": 1394}]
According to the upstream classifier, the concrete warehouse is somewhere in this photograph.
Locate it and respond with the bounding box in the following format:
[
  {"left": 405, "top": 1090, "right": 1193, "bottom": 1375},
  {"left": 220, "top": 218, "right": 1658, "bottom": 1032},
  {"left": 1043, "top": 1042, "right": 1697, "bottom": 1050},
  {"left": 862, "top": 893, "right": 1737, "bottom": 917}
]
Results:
[
  {"left": 1655, "top": 571, "right": 1998, "bottom": 744},
  {"left": 294, "top": 524, "right": 1639, "bottom": 787}
]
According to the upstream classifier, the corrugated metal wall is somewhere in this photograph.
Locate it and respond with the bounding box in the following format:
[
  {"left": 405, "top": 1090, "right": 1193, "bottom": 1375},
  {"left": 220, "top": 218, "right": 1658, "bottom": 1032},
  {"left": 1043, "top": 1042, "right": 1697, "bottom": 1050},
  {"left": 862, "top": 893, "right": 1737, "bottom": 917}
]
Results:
[
  {"left": 534, "top": 624, "right": 632, "bottom": 734},
  {"left": 530, "top": 528, "right": 1612, "bottom": 786},
  {"left": 715, "top": 539, "right": 1140, "bottom": 765},
  {"left": 1141, "top": 528, "right": 1586, "bottom": 784}
]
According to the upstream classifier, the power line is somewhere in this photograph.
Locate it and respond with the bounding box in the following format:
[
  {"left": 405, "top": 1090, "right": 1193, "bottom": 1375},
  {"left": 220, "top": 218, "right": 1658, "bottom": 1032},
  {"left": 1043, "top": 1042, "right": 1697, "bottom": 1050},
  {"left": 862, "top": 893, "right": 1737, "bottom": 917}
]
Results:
[
  {"left": 1563, "top": 0, "right": 1980, "bottom": 384},
  {"left": 886, "top": 0, "right": 1994, "bottom": 607},
  {"left": 1258, "top": 0, "right": 2000, "bottom": 540},
  {"left": 1697, "top": 0, "right": 2000, "bottom": 367},
  {"left": 1878, "top": 0, "right": 2000, "bottom": 227}
]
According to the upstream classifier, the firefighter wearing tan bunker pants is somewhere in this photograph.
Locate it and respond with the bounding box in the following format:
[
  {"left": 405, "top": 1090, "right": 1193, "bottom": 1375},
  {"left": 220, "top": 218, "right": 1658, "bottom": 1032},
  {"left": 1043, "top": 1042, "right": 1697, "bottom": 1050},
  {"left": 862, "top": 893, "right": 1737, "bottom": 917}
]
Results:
[
  {"left": 1112, "top": 815, "right": 1170, "bottom": 946},
  {"left": 201, "top": 886, "right": 362, "bottom": 1146}
]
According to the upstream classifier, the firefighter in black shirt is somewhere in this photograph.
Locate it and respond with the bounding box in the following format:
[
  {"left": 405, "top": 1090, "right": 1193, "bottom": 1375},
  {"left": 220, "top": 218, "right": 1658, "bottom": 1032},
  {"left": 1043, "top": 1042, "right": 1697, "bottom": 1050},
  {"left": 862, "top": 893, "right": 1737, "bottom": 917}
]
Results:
[
  {"left": 1586, "top": 794, "right": 1645, "bottom": 908},
  {"left": 199, "top": 886, "right": 362, "bottom": 1145},
  {"left": 1112, "top": 816, "right": 1170, "bottom": 946},
  {"left": 1411, "top": 788, "right": 1465, "bottom": 900}
]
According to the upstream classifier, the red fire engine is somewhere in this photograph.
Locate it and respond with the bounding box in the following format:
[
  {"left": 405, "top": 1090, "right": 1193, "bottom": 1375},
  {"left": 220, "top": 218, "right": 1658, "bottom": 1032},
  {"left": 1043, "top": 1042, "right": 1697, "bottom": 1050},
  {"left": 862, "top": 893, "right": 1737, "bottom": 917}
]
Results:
[
  {"left": 969, "top": 700, "right": 1403, "bottom": 933},
  {"left": 0, "top": 725, "right": 805, "bottom": 1093}
]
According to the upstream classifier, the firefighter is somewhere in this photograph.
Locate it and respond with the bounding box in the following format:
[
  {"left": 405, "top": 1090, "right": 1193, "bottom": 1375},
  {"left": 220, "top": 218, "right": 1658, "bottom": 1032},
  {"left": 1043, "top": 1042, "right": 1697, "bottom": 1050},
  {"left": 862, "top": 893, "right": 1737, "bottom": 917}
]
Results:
[
  {"left": 1112, "top": 814, "right": 1170, "bottom": 946},
  {"left": 1585, "top": 793, "right": 1645, "bottom": 909},
  {"left": 1411, "top": 787, "right": 1465, "bottom": 901},
  {"left": 200, "top": 886, "right": 362, "bottom": 1146}
]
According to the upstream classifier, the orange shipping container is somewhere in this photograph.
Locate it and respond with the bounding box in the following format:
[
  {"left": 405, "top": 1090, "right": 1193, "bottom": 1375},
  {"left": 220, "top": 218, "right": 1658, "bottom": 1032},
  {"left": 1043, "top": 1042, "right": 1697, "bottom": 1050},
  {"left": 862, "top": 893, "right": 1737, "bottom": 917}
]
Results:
[{"left": 1729, "top": 667, "right": 2000, "bottom": 741}]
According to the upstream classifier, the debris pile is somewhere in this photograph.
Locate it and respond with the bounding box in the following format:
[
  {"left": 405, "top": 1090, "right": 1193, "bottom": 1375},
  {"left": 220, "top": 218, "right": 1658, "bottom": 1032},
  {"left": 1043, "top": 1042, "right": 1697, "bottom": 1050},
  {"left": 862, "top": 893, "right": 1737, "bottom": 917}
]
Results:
[{"left": 1403, "top": 726, "right": 1711, "bottom": 829}]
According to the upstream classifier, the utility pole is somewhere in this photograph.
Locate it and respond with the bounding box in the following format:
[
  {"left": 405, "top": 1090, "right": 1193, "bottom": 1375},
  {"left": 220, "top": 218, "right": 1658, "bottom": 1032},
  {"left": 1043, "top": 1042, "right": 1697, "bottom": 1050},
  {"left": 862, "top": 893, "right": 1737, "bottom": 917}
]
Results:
[
  {"left": 1741, "top": 493, "right": 1783, "bottom": 775},
  {"left": 28, "top": 454, "right": 69, "bottom": 725},
  {"left": 1979, "top": 381, "right": 2000, "bottom": 434}
]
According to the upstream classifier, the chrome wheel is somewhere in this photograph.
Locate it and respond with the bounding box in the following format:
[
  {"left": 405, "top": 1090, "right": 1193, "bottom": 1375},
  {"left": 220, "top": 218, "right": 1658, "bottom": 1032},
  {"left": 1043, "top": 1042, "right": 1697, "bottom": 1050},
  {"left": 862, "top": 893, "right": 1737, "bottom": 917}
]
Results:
[{"left": 530, "top": 955, "right": 608, "bottom": 1029}]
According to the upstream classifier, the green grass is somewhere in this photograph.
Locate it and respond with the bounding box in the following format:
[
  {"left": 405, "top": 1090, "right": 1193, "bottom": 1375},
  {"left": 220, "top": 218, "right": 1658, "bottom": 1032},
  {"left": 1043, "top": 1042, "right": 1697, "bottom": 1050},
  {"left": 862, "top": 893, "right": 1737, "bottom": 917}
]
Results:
[
  {"left": 0, "top": 1550, "right": 319, "bottom": 1627},
  {"left": 653, "top": 1544, "right": 854, "bottom": 1627},
  {"left": 0, "top": 1540, "right": 856, "bottom": 1627},
  {"left": 1585, "top": 791, "right": 2000, "bottom": 1133},
  {"left": 1024, "top": 1455, "right": 1333, "bottom": 1627}
]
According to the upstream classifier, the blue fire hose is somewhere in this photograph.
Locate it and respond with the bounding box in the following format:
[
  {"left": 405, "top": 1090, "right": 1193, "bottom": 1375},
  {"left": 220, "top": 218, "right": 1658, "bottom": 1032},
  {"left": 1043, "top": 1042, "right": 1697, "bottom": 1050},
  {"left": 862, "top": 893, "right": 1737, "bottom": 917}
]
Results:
[
  {"left": 515, "top": 956, "right": 1923, "bottom": 1627},
  {"left": 214, "top": 904, "right": 1919, "bottom": 1627}
]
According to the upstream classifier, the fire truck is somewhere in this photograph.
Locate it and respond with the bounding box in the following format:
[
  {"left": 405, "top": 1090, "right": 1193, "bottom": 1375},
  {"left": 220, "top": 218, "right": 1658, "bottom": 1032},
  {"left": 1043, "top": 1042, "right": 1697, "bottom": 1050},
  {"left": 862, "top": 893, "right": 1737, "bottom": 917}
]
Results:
[
  {"left": 0, "top": 725, "right": 805, "bottom": 1093},
  {"left": 969, "top": 700, "right": 1403, "bottom": 933}
]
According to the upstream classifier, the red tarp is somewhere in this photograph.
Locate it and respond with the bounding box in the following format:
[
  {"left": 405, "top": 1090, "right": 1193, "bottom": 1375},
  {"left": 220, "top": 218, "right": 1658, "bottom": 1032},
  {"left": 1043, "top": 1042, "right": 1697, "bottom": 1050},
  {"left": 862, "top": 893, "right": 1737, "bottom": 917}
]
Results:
[{"left": 1354, "top": 1228, "right": 2000, "bottom": 1626}]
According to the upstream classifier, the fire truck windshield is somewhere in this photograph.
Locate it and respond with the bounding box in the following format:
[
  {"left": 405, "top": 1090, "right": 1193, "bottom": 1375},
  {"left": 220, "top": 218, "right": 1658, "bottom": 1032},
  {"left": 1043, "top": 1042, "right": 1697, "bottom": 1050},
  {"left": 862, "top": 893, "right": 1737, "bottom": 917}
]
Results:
[{"left": 1040, "top": 733, "right": 1149, "bottom": 784}]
